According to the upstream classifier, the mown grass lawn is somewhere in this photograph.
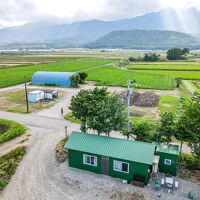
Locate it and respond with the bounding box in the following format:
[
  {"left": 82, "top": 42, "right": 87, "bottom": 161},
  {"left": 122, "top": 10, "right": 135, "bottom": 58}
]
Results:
[
  {"left": 0, "top": 60, "right": 115, "bottom": 88},
  {"left": 85, "top": 66, "right": 174, "bottom": 90}
]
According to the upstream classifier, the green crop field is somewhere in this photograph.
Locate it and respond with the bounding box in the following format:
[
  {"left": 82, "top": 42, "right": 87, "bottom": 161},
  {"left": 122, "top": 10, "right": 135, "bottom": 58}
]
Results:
[
  {"left": 84, "top": 66, "right": 174, "bottom": 90},
  {"left": 133, "top": 70, "right": 200, "bottom": 80},
  {"left": 126, "top": 62, "right": 200, "bottom": 71},
  {"left": 0, "top": 60, "right": 114, "bottom": 88}
]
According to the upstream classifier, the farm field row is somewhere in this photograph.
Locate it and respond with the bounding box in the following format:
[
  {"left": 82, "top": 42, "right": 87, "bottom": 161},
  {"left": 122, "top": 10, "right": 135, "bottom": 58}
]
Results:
[
  {"left": 133, "top": 70, "right": 200, "bottom": 80},
  {"left": 126, "top": 63, "right": 200, "bottom": 71},
  {"left": 0, "top": 60, "right": 114, "bottom": 88},
  {"left": 84, "top": 66, "right": 174, "bottom": 90}
]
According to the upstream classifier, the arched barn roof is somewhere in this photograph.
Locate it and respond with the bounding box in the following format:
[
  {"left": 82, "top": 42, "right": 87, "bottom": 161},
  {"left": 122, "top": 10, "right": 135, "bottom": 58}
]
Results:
[{"left": 31, "top": 71, "right": 78, "bottom": 87}]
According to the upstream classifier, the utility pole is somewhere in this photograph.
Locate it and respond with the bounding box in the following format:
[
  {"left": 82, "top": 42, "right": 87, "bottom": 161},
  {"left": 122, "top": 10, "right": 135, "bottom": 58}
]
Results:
[
  {"left": 127, "top": 79, "right": 140, "bottom": 129},
  {"left": 24, "top": 76, "right": 29, "bottom": 112}
]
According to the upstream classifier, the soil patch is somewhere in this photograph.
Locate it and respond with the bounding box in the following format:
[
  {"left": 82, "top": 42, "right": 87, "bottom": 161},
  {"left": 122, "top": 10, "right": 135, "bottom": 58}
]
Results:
[
  {"left": 119, "top": 92, "right": 159, "bottom": 107},
  {"left": 179, "top": 167, "right": 200, "bottom": 186}
]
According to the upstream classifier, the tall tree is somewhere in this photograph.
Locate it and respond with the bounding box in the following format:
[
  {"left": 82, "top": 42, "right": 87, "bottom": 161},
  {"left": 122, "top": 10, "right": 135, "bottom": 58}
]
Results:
[
  {"left": 69, "top": 87, "right": 109, "bottom": 132},
  {"left": 182, "top": 48, "right": 190, "bottom": 55},
  {"left": 157, "top": 111, "right": 176, "bottom": 144},
  {"left": 178, "top": 93, "right": 200, "bottom": 165},
  {"left": 167, "top": 48, "right": 183, "bottom": 60},
  {"left": 86, "top": 93, "right": 127, "bottom": 136}
]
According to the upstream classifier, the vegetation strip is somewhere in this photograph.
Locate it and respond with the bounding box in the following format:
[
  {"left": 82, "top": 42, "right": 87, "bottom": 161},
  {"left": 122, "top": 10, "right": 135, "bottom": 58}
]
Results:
[
  {"left": 0, "top": 119, "right": 26, "bottom": 144},
  {"left": 0, "top": 146, "right": 27, "bottom": 190}
]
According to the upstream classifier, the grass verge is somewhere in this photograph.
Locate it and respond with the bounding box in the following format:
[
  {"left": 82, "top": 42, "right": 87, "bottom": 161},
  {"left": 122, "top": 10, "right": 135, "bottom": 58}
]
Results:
[
  {"left": 64, "top": 112, "right": 81, "bottom": 124},
  {"left": 0, "top": 119, "right": 26, "bottom": 144},
  {"left": 0, "top": 146, "right": 27, "bottom": 191}
]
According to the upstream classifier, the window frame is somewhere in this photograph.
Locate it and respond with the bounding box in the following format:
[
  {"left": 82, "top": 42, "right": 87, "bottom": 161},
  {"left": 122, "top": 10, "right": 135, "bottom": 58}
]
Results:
[
  {"left": 164, "top": 159, "right": 172, "bottom": 165},
  {"left": 83, "top": 154, "right": 97, "bottom": 167},
  {"left": 113, "top": 160, "right": 129, "bottom": 173}
]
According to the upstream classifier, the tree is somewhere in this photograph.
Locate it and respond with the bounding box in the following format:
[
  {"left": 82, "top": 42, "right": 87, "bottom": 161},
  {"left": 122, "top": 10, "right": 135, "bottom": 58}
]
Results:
[
  {"left": 86, "top": 93, "right": 127, "bottom": 136},
  {"left": 79, "top": 72, "right": 88, "bottom": 84},
  {"left": 156, "top": 111, "right": 176, "bottom": 144},
  {"left": 182, "top": 48, "right": 190, "bottom": 55},
  {"left": 177, "top": 93, "right": 200, "bottom": 165},
  {"left": 69, "top": 87, "right": 109, "bottom": 132},
  {"left": 70, "top": 74, "right": 80, "bottom": 88},
  {"left": 131, "top": 122, "right": 154, "bottom": 143},
  {"left": 167, "top": 48, "right": 183, "bottom": 60},
  {"left": 128, "top": 57, "right": 135, "bottom": 62}
]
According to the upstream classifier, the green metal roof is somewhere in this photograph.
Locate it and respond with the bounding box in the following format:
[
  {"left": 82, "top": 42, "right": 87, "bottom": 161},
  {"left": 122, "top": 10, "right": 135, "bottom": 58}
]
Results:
[
  {"left": 64, "top": 132, "right": 156, "bottom": 165},
  {"left": 154, "top": 143, "right": 179, "bottom": 155}
]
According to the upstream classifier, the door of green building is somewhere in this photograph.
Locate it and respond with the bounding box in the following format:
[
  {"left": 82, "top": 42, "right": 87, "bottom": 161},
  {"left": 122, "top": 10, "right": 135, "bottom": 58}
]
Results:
[{"left": 102, "top": 156, "right": 109, "bottom": 175}]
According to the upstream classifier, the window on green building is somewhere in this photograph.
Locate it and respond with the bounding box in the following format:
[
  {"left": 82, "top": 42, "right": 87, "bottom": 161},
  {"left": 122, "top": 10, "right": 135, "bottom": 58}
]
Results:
[
  {"left": 113, "top": 160, "right": 129, "bottom": 173},
  {"left": 83, "top": 154, "right": 97, "bottom": 166},
  {"left": 164, "top": 159, "right": 172, "bottom": 165}
]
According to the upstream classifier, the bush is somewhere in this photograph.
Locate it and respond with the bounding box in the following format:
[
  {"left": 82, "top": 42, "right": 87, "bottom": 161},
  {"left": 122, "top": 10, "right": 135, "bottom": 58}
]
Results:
[
  {"left": 0, "top": 119, "right": 26, "bottom": 144},
  {"left": 70, "top": 74, "right": 80, "bottom": 88},
  {"left": 180, "top": 152, "right": 200, "bottom": 170}
]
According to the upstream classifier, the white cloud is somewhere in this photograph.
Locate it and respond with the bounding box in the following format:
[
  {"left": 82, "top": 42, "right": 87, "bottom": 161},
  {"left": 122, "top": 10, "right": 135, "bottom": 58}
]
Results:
[{"left": 0, "top": 0, "right": 200, "bottom": 28}]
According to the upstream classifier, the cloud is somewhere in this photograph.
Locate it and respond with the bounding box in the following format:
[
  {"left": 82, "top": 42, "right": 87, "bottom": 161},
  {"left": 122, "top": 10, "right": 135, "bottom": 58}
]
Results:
[{"left": 0, "top": 0, "right": 199, "bottom": 29}]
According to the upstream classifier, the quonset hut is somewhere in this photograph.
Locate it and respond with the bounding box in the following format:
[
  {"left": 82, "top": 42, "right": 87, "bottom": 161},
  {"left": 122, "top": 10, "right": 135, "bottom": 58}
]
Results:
[{"left": 31, "top": 71, "right": 78, "bottom": 87}]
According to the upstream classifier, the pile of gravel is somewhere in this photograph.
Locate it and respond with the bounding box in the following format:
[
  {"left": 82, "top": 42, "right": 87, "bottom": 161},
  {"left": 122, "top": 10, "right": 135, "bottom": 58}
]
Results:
[{"left": 119, "top": 91, "right": 159, "bottom": 107}]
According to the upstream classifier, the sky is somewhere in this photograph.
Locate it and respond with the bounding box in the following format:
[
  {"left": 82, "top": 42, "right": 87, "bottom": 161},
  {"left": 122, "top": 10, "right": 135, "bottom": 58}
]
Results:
[{"left": 0, "top": 0, "right": 200, "bottom": 29}]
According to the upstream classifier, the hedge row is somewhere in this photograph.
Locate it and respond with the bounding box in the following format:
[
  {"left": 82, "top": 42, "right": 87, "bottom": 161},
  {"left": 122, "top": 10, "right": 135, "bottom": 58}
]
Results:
[
  {"left": 180, "top": 152, "right": 200, "bottom": 170},
  {"left": 0, "top": 119, "right": 26, "bottom": 144}
]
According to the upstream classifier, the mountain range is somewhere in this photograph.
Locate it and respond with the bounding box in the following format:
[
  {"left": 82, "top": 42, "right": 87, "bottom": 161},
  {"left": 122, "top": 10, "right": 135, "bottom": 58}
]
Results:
[
  {"left": 85, "top": 30, "right": 200, "bottom": 50},
  {"left": 0, "top": 7, "right": 200, "bottom": 50}
]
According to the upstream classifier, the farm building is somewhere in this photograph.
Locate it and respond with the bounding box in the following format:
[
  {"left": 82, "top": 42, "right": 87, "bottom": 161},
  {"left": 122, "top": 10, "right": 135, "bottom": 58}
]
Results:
[
  {"left": 44, "top": 90, "right": 58, "bottom": 100},
  {"left": 154, "top": 143, "right": 179, "bottom": 176},
  {"left": 28, "top": 90, "right": 44, "bottom": 103},
  {"left": 64, "top": 132, "right": 179, "bottom": 185},
  {"left": 31, "top": 71, "right": 78, "bottom": 87}
]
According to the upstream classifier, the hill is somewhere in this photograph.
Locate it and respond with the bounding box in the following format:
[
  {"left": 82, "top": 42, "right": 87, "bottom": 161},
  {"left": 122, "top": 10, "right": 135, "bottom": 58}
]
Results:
[
  {"left": 84, "top": 30, "right": 200, "bottom": 50},
  {"left": 0, "top": 7, "right": 200, "bottom": 46}
]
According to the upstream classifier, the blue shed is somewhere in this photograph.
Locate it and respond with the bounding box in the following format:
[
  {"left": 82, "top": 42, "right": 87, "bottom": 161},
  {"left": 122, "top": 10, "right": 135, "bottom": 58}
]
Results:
[
  {"left": 31, "top": 71, "right": 78, "bottom": 87},
  {"left": 28, "top": 90, "right": 44, "bottom": 103}
]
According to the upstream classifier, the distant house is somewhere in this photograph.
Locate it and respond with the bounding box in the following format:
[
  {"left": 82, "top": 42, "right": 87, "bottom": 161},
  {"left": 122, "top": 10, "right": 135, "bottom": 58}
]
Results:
[
  {"left": 28, "top": 90, "right": 44, "bottom": 103},
  {"left": 31, "top": 71, "right": 78, "bottom": 87},
  {"left": 64, "top": 132, "right": 179, "bottom": 184}
]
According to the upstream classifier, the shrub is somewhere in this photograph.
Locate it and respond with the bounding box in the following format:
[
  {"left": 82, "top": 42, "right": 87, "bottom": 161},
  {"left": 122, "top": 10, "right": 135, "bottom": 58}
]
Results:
[
  {"left": 0, "top": 119, "right": 26, "bottom": 144},
  {"left": 180, "top": 152, "right": 200, "bottom": 170}
]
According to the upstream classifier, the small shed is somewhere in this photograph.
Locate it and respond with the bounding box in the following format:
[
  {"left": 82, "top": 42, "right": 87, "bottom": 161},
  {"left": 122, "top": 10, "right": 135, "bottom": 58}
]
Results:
[
  {"left": 155, "top": 143, "right": 179, "bottom": 176},
  {"left": 43, "top": 90, "right": 58, "bottom": 100},
  {"left": 31, "top": 71, "right": 78, "bottom": 87},
  {"left": 64, "top": 132, "right": 156, "bottom": 184},
  {"left": 28, "top": 90, "right": 44, "bottom": 103}
]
